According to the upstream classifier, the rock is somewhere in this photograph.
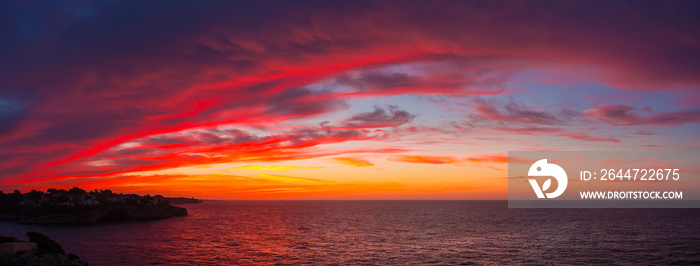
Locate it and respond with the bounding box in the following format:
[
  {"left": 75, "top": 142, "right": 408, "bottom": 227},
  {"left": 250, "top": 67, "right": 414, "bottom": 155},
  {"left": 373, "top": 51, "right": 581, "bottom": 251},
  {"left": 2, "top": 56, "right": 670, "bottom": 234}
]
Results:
[
  {"left": 1, "top": 251, "right": 88, "bottom": 266},
  {"left": 0, "top": 233, "right": 88, "bottom": 266},
  {"left": 0, "top": 213, "right": 19, "bottom": 221},
  {"left": 18, "top": 214, "right": 82, "bottom": 225},
  {"left": 27, "top": 232, "right": 65, "bottom": 255},
  {"left": 0, "top": 242, "right": 38, "bottom": 254},
  {"left": 16, "top": 205, "right": 187, "bottom": 225},
  {"left": 0, "top": 236, "right": 22, "bottom": 243}
]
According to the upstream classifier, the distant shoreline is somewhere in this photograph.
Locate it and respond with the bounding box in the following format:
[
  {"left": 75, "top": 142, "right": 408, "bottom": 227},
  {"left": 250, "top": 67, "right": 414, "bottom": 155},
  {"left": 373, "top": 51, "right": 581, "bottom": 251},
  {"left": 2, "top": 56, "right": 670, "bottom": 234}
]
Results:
[
  {"left": 0, "top": 188, "right": 193, "bottom": 225},
  {"left": 164, "top": 197, "right": 203, "bottom": 205}
]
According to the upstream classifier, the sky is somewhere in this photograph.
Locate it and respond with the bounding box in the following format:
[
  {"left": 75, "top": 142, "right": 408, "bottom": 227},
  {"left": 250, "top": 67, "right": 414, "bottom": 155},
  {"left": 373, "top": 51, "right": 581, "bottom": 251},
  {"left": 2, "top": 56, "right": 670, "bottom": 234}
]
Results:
[{"left": 1, "top": 0, "right": 699, "bottom": 199}]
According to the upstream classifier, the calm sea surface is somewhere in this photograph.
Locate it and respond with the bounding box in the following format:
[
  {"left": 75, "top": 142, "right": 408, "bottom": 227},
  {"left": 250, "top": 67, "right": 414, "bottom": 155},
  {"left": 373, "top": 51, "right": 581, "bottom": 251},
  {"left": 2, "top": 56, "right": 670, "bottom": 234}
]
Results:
[{"left": 1, "top": 201, "right": 699, "bottom": 265}]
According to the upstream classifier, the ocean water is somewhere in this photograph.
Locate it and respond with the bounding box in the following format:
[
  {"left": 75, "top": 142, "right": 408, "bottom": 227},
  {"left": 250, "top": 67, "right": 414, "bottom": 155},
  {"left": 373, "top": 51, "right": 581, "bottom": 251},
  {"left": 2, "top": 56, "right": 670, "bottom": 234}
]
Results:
[{"left": 1, "top": 201, "right": 699, "bottom": 265}]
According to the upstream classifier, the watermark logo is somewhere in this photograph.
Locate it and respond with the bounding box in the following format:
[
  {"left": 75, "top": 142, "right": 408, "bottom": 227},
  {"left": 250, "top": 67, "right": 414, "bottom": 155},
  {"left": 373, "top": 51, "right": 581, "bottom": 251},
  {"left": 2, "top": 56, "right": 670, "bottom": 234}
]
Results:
[
  {"left": 509, "top": 151, "right": 696, "bottom": 208},
  {"left": 528, "top": 159, "right": 568, "bottom": 198}
]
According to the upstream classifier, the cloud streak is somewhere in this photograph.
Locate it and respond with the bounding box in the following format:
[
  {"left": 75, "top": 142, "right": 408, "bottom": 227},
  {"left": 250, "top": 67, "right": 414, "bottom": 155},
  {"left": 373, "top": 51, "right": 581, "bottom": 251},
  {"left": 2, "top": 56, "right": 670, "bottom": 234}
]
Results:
[
  {"left": 584, "top": 105, "right": 700, "bottom": 126},
  {"left": 333, "top": 158, "right": 375, "bottom": 167}
]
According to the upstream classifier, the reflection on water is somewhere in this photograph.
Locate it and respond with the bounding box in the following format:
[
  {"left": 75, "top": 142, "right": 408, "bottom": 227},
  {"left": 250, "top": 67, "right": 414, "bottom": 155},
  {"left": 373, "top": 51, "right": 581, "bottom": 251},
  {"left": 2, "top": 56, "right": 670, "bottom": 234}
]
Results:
[{"left": 1, "top": 201, "right": 699, "bottom": 265}]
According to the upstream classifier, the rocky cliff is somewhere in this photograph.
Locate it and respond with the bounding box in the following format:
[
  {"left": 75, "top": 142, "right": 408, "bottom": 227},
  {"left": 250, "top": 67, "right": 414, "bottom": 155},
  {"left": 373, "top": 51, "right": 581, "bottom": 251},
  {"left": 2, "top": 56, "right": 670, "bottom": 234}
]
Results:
[{"left": 0, "top": 188, "right": 188, "bottom": 225}]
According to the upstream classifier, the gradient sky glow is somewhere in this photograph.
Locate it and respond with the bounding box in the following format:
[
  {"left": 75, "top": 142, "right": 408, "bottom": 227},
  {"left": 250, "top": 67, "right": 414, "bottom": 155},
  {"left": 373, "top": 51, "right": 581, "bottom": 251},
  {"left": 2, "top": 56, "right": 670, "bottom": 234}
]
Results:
[{"left": 1, "top": 1, "right": 699, "bottom": 199}]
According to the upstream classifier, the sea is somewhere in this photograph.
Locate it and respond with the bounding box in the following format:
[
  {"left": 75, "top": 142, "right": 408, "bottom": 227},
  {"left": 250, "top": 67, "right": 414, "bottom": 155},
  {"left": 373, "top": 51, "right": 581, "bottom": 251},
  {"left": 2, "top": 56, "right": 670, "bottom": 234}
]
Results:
[{"left": 1, "top": 201, "right": 699, "bottom": 265}]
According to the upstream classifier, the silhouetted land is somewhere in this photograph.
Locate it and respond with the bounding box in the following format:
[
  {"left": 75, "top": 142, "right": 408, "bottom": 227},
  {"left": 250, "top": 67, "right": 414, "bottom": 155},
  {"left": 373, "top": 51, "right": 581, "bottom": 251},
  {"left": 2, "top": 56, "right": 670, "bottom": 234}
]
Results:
[
  {"left": 0, "top": 188, "right": 189, "bottom": 225},
  {"left": 164, "top": 197, "right": 203, "bottom": 205},
  {"left": 1, "top": 231, "right": 88, "bottom": 265}
]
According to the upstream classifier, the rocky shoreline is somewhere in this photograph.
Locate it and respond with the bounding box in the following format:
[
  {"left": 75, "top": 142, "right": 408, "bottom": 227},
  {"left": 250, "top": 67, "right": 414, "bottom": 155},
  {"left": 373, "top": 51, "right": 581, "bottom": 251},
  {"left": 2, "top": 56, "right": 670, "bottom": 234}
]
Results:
[
  {"left": 0, "top": 188, "right": 189, "bottom": 225},
  {"left": 1, "top": 232, "right": 88, "bottom": 266}
]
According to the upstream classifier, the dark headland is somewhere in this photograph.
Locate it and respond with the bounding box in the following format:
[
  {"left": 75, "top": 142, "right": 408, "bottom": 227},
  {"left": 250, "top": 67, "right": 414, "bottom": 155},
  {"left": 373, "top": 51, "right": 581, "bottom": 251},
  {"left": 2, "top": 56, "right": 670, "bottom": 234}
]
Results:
[{"left": 0, "top": 188, "right": 198, "bottom": 225}]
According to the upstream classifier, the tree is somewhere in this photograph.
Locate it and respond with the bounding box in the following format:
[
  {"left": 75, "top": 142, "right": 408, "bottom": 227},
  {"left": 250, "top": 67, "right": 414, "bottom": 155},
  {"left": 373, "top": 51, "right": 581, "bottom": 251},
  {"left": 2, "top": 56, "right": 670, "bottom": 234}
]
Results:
[
  {"left": 29, "top": 190, "right": 43, "bottom": 200},
  {"left": 69, "top": 187, "right": 86, "bottom": 195}
]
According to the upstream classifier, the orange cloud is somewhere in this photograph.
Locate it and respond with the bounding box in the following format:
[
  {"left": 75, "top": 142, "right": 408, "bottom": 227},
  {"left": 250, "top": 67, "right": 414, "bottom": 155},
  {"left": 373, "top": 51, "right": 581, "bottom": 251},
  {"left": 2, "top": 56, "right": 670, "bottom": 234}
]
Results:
[
  {"left": 466, "top": 155, "right": 509, "bottom": 164},
  {"left": 465, "top": 154, "right": 536, "bottom": 165},
  {"left": 233, "top": 166, "right": 323, "bottom": 171},
  {"left": 257, "top": 174, "right": 334, "bottom": 184},
  {"left": 391, "top": 155, "right": 458, "bottom": 164},
  {"left": 333, "top": 158, "right": 374, "bottom": 167}
]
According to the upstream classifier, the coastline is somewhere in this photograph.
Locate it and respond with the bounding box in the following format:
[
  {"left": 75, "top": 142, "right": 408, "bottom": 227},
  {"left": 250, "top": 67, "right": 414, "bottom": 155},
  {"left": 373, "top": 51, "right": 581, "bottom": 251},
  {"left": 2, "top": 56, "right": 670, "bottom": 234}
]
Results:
[{"left": 0, "top": 188, "right": 196, "bottom": 226}]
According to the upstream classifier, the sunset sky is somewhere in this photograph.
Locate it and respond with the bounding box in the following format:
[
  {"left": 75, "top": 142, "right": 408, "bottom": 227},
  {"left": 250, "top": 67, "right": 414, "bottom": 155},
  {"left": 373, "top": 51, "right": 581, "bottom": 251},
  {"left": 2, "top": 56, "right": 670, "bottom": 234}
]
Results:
[{"left": 1, "top": 1, "right": 699, "bottom": 199}]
